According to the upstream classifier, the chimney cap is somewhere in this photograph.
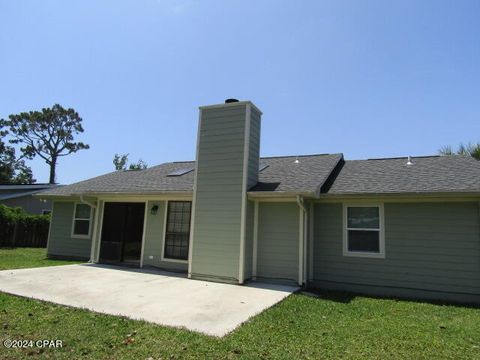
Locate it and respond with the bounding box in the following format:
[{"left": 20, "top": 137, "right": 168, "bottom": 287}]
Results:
[{"left": 225, "top": 98, "right": 239, "bottom": 104}]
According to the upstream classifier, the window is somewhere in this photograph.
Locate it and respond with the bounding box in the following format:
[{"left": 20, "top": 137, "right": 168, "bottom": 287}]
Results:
[
  {"left": 343, "top": 204, "right": 384, "bottom": 258},
  {"left": 163, "top": 201, "right": 191, "bottom": 261},
  {"left": 167, "top": 167, "right": 194, "bottom": 177},
  {"left": 72, "top": 203, "right": 92, "bottom": 238}
]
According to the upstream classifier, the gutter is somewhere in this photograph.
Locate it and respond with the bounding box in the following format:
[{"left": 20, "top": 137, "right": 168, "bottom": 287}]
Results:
[{"left": 248, "top": 191, "right": 316, "bottom": 200}]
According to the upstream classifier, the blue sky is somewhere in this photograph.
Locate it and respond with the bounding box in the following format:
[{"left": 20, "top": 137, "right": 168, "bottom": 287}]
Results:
[{"left": 1, "top": 0, "right": 479, "bottom": 184}]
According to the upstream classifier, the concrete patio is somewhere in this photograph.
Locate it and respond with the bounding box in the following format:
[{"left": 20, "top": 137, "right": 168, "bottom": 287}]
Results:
[{"left": 0, "top": 264, "right": 297, "bottom": 337}]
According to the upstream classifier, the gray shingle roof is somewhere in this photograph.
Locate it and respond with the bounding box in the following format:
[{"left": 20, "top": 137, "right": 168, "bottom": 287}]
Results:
[
  {"left": 325, "top": 155, "right": 480, "bottom": 195},
  {"left": 252, "top": 154, "right": 343, "bottom": 193},
  {"left": 40, "top": 161, "right": 196, "bottom": 196},
  {"left": 39, "top": 154, "right": 480, "bottom": 198},
  {"left": 40, "top": 154, "right": 343, "bottom": 197}
]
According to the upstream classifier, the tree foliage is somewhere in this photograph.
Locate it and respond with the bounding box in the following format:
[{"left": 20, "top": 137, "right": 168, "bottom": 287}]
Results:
[
  {"left": 113, "top": 153, "right": 148, "bottom": 170},
  {"left": 4, "top": 104, "right": 90, "bottom": 183},
  {"left": 439, "top": 142, "right": 480, "bottom": 160},
  {"left": 0, "top": 119, "right": 35, "bottom": 184}
]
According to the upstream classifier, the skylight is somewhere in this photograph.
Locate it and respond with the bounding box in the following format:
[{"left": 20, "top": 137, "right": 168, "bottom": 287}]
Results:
[
  {"left": 259, "top": 164, "right": 269, "bottom": 172},
  {"left": 167, "top": 167, "right": 194, "bottom": 177}
]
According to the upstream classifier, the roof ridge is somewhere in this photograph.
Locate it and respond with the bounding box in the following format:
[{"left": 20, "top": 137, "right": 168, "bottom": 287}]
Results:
[
  {"left": 260, "top": 153, "right": 337, "bottom": 159},
  {"left": 363, "top": 155, "right": 441, "bottom": 161}
]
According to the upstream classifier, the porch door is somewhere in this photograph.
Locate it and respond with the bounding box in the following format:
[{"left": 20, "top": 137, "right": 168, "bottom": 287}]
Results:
[{"left": 99, "top": 202, "right": 145, "bottom": 265}]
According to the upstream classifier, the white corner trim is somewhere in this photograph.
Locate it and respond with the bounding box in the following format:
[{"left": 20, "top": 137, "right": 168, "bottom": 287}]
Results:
[
  {"left": 139, "top": 201, "right": 149, "bottom": 268},
  {"left": 70, "top": 201, "right": 94, "bottom": 239},
  {"left": 188, "top": 110, "right": 202, "bottom": 277},
  {"left": 238, "top": 103, "right": 251, "bottom": 284},
  {"left": 342, "top": 203, "right": 385, "bottom": 259},
  {"left": 252, "top": 200, "right": 259, "bottom": 280}
]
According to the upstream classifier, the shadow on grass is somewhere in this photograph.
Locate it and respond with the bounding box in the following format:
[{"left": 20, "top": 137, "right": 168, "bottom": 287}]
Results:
[
  {"left": 302, "top": 288, "right": 480, "bottom": 309},
  {"left": 0, "top": 246, "right": 46, "bottom": 249}
]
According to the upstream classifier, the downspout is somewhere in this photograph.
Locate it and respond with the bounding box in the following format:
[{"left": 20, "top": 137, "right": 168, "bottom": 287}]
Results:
[
  {"left": 80, "top": 194, "right": 97, "bottom": 209},
  {"left": 296, "top": 195, "right": 307, "bottom": 213},
  {"left": 296, "top": 195, "right": 307, "bottom": 286}
]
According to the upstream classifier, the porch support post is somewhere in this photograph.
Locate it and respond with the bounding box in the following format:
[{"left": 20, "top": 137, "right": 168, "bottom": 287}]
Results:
[
  {"left": 95, "top": 200, "right": 105, "bottom": 263},
  {"left": 139, "top": 201, "right": 149, "bottom": 268},
  {"left": 89, "top": 199, "right": 100, "bottom": 263}
]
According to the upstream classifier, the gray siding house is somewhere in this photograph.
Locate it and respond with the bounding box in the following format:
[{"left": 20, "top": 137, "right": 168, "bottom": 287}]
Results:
[
  {"left": 39, "top": 100, "right": 480, "bottom": 304},
  {"left": 0, "top": 184, "right": 59, "bottom": 214}
]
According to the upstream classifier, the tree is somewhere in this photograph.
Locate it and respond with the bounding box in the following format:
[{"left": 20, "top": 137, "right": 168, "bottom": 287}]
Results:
[
  {"left": 4, "top": 104, "right": 90, "bottom": 183},
  {"left": 439, "top": 142, "right": 480, "bottom": 160},
  {"left": 0, "top": 120, "right": 35, "bottom": 184},
  {"left": 129, "top": 159, "right": 148, "bottom": 170},
  {"left": 113, "top": 153, "right": 129, "bottom": 170},
  {"left": 113, "top": 153, "right": 148, "bottom": 170}
]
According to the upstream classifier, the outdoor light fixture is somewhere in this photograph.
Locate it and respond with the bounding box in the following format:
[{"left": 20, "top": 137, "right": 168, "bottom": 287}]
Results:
[{"left": 150, "top": 205, "right": 159, "bottom": 215}]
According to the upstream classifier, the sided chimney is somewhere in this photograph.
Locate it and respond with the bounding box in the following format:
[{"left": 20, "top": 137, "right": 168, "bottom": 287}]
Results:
[{"left": 188, "top": 100, "right": 262, "bottom": 283}]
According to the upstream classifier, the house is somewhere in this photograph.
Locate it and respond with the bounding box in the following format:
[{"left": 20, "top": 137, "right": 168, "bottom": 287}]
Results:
[
  {"left": 0, "top": 183, "right": 60, "bottom": 214},
  {"left": 38, "top": 100, "right": 480, "bottom": 304}
]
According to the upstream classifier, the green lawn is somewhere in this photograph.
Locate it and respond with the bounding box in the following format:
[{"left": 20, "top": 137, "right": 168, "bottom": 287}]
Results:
[
  {"left": 0, "top": 247, "right": 83, "bottom": 270},
  {"left": 1, "top": 248, "right": 480, "bottom": 359}
]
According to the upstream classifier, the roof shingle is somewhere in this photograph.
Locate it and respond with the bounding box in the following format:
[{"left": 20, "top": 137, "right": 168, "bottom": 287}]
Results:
[
  {"left": 40, "top": 154, "right": 343, "bottom": 197},
  {"left": 325, "top": 155, "right": 480, "bottom": 195}
]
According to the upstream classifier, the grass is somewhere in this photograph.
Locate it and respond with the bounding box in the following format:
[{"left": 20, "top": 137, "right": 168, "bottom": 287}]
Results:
[
  {"left": 0, "top": 247, "right": 83, "bottom": 270},
  {"left": 1, "top": 248, "right": 480, "bottom": 359}
]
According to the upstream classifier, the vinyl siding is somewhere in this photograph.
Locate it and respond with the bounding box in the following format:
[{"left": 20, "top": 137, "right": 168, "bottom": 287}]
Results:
[
  {"left": 256, "top": 202, "right": 299, "bottom": 283},
  {"left": 2, "top": 196, "right": 52, "bottom": 215},
  {"left": 142, "top": 200, "right": 187, "bottom": 271},
  {"left": 244, "top": 200, "right": 255, "bottom": 280},
  {"left": 312, "top": 202, "right": 480, "bottom": 303},
  {"left": 190, "top": 105, "right": 247, "bottom": 282},
  {"left": 47, "top": 201, "right": 92, "bottom": 260},
  {"left": 247, "top": 107, "right": 261, "bottom": 189}
]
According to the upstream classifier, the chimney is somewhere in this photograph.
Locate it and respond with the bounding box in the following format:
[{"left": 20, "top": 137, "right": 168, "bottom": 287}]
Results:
[{"left": 188, "top": 100, "right": 262, "bottom": 283}]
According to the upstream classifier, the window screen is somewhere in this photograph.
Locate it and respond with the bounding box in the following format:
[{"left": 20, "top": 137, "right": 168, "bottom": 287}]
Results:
[
  {"left": 164, "top": 201, "right": 191, "bottom": 260},
  {"left": 73, "top": 203, "right": 92, "bottom": 237},
  {"left": 346, "top": 206, "right": 381, "bottom": 254}
]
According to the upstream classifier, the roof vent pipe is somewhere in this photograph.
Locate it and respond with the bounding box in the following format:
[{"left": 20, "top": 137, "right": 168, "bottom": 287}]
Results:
[
  {"left": 225, "top": 98, "right": 239, "bottom": 103},
  {"left": 406, "top": 156, "right": 413, "bottom": 166},
  {"left": 294, "top": 156, "right": 300, "bottom": 164}
]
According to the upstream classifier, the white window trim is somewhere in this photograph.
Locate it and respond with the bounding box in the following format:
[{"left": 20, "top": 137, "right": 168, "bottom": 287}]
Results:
[
  {"left": 342, "top": 203, "right": 385, "bottom": 259},
  {"left": 161, "top": 200, "right": 190, "bottom": 264},
  {"left": 71, "top": 202, "right": 93, "bottom": 239}
]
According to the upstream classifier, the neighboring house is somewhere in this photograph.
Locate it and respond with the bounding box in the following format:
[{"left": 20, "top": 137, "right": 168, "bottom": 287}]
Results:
[
  {"left": 0, "top": 184, "right": 61, "bottom": 214},
  {"left": 38, "top": 100, "right": 480, "bottom": 304}
]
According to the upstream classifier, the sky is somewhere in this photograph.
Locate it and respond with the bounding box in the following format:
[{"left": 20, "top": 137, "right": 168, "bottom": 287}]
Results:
[{"left": 1, "top": 0, "right": 479, "bottom": 184}]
